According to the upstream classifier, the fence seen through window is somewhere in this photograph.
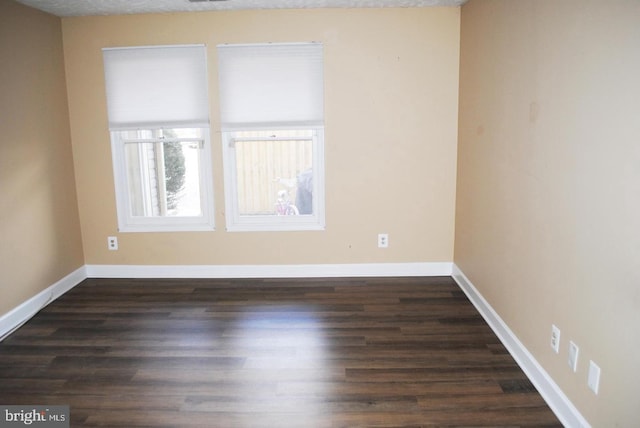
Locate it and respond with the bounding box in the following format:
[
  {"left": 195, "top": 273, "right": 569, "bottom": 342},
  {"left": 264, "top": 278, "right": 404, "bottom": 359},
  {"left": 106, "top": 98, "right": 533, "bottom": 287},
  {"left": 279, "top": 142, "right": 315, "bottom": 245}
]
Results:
[{"left": 232, "top": 130, "right": 314, "bottom": 217}]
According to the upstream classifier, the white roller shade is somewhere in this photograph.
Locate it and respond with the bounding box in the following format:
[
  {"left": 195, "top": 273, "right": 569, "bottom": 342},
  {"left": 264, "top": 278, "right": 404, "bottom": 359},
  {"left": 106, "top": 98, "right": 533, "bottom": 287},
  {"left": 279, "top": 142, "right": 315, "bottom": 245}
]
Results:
[
  {"left": 217, "top": 43, "right": 324, "bottom": 130},
  {"left": 103, "top": 45, "right": 210, "bottom": 130}
]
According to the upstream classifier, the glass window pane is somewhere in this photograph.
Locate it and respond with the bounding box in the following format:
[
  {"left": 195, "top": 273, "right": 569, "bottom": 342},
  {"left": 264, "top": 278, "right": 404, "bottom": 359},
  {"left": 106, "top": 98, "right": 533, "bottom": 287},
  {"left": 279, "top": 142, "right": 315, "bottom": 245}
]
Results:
[
  {"left": 124, "top": 140, "right": 202, "bottom": 217},
  {"left": 233, "top": 130, "right": 314, "bottom": 217}
]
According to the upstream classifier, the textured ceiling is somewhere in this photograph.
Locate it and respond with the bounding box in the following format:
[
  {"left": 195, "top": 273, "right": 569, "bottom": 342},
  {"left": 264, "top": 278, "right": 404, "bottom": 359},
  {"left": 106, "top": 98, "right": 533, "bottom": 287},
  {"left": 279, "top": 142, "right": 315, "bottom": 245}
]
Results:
[{"left": 16, "top": 0, "right": 467, "bottom": 17}]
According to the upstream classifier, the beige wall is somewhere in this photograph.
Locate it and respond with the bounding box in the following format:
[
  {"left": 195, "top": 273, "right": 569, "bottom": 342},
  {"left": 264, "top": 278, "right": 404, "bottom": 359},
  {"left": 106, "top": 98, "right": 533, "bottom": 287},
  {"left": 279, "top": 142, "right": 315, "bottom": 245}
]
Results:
[
  {"left": 455, "top": 0, "right": 640, "bottom": 425},
  {"left": 0, "top": 0, "right": 84, "bottom": 316},
  {"left": 61, "top": 8, "right": 460, "bottom": 266}
]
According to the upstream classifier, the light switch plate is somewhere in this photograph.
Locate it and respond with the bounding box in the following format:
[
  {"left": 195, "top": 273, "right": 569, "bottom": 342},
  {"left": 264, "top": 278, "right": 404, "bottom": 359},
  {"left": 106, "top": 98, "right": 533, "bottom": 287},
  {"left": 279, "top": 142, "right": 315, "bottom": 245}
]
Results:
[
  {"left": 588, "top": 360, "right": 601, "bottom": 394},
  {"left": 568, "top": 341, "right": 579, "bottom": 372}
]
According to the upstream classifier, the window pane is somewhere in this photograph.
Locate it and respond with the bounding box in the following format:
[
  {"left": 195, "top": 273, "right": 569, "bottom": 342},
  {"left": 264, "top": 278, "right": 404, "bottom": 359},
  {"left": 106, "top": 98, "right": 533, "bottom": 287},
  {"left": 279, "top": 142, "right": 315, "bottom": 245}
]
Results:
[
  {"left": 124, "top": 140, "right": 202, "bottom": 217},
  {"left": 233, "top": 130, "right": 314, "bottom": 217}
]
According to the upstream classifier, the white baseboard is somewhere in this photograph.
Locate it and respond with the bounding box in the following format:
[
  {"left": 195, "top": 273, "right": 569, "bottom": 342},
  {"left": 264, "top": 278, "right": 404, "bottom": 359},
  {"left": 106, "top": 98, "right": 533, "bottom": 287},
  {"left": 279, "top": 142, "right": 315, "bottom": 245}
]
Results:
[
  {"left": 0, "top": 266, "right": 87, "bottom": 342},
  {"left": 452, "top": 264, "right": 590, "bottom": 428},
  {"left": 85, "top": 262, "right": 453, "bottom": 279}
]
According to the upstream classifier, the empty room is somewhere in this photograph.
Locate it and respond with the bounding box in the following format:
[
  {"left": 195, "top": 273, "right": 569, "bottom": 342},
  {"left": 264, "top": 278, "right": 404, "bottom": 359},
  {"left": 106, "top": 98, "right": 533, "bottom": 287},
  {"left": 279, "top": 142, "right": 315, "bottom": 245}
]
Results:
[{"left": 0, "top": 0, "right": 638, "bottom": 426}]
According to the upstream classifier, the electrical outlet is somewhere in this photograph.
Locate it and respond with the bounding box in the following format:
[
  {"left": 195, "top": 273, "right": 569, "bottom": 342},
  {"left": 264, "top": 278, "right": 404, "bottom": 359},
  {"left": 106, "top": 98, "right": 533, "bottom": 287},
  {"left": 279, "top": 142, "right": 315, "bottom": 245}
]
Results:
[
  {"left": 377, "top": 233, "right": 389, "bottom": 248},
  {"left": 568, "top": 341, "right": 579, "bottom": 372},
  {"left": 588, "top": 360, "right": 601, "bottom": 394},
  {"left": 107, "top": 236, "right": 118, "bottom": 251},
  {"left": 550, "top": 325, "right": 560, "bottom": 353}
]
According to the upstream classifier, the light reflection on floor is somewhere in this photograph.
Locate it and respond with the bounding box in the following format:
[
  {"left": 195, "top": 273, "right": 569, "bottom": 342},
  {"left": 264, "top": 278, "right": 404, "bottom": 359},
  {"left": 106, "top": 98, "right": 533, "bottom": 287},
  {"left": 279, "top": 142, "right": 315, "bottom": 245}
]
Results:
[{"left": 227, "top": 306, "right": 332, "bottom": 416}]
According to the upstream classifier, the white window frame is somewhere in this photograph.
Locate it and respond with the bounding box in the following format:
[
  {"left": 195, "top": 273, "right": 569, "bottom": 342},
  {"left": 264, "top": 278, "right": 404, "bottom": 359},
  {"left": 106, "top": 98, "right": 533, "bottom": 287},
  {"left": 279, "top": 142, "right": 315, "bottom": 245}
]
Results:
[
  {"left": 111, "top": 128, "right": 215, "bottom": 232},
  {"left": 103, "top": 44, "right": 215, "bottom": 232},
  {"left": 221, "top": 127, "right": 325, "bottom": 232},
  {"left": 217, "top": 42, "right": 325, "bottom": 232}
]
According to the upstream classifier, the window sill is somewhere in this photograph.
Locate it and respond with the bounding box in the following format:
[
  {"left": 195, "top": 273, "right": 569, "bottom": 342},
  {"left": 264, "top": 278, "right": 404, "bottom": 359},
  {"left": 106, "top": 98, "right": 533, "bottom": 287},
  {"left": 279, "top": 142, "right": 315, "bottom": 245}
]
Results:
[{"left": 118, "top": 223, "right": 215, "bottom": 233}]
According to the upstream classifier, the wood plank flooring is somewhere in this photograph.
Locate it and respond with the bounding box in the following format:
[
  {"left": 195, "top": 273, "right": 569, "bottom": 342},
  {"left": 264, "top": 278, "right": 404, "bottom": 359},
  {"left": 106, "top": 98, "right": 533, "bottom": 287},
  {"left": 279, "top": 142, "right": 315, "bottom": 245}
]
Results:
[{"left": 0, "top": 277, "right": 561, "bottom": 427}]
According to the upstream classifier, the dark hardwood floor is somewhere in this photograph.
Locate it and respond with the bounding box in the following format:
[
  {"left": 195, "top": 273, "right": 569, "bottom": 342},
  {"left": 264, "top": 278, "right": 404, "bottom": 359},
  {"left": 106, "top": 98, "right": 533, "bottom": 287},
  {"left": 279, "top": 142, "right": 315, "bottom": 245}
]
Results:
[{"left": 0, "top": 277, "right": 561, "bottom": 427}]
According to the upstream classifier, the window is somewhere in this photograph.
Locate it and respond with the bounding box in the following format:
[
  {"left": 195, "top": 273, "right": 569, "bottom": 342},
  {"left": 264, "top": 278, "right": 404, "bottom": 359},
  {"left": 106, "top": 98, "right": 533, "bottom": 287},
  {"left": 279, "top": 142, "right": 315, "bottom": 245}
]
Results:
[
  {"left": 103, "top": 45, "right": 214, "bottom": 232},
  {"left": 217, "top": 43, "right": 325, "bottom": 231},
  {"left": 111, "top": 128, "right": 214, "bottom": 231}
]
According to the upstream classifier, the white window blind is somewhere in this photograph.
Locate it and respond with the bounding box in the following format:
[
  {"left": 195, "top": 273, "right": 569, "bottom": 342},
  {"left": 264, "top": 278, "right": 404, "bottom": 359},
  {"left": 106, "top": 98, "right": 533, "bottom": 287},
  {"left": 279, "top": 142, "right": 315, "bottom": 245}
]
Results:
[
  {"left": 217, "top": 43, "right": 324, "bottom": 130},
  {"left": 103, "top": 45, "right": 210, "bottom": 130}
]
